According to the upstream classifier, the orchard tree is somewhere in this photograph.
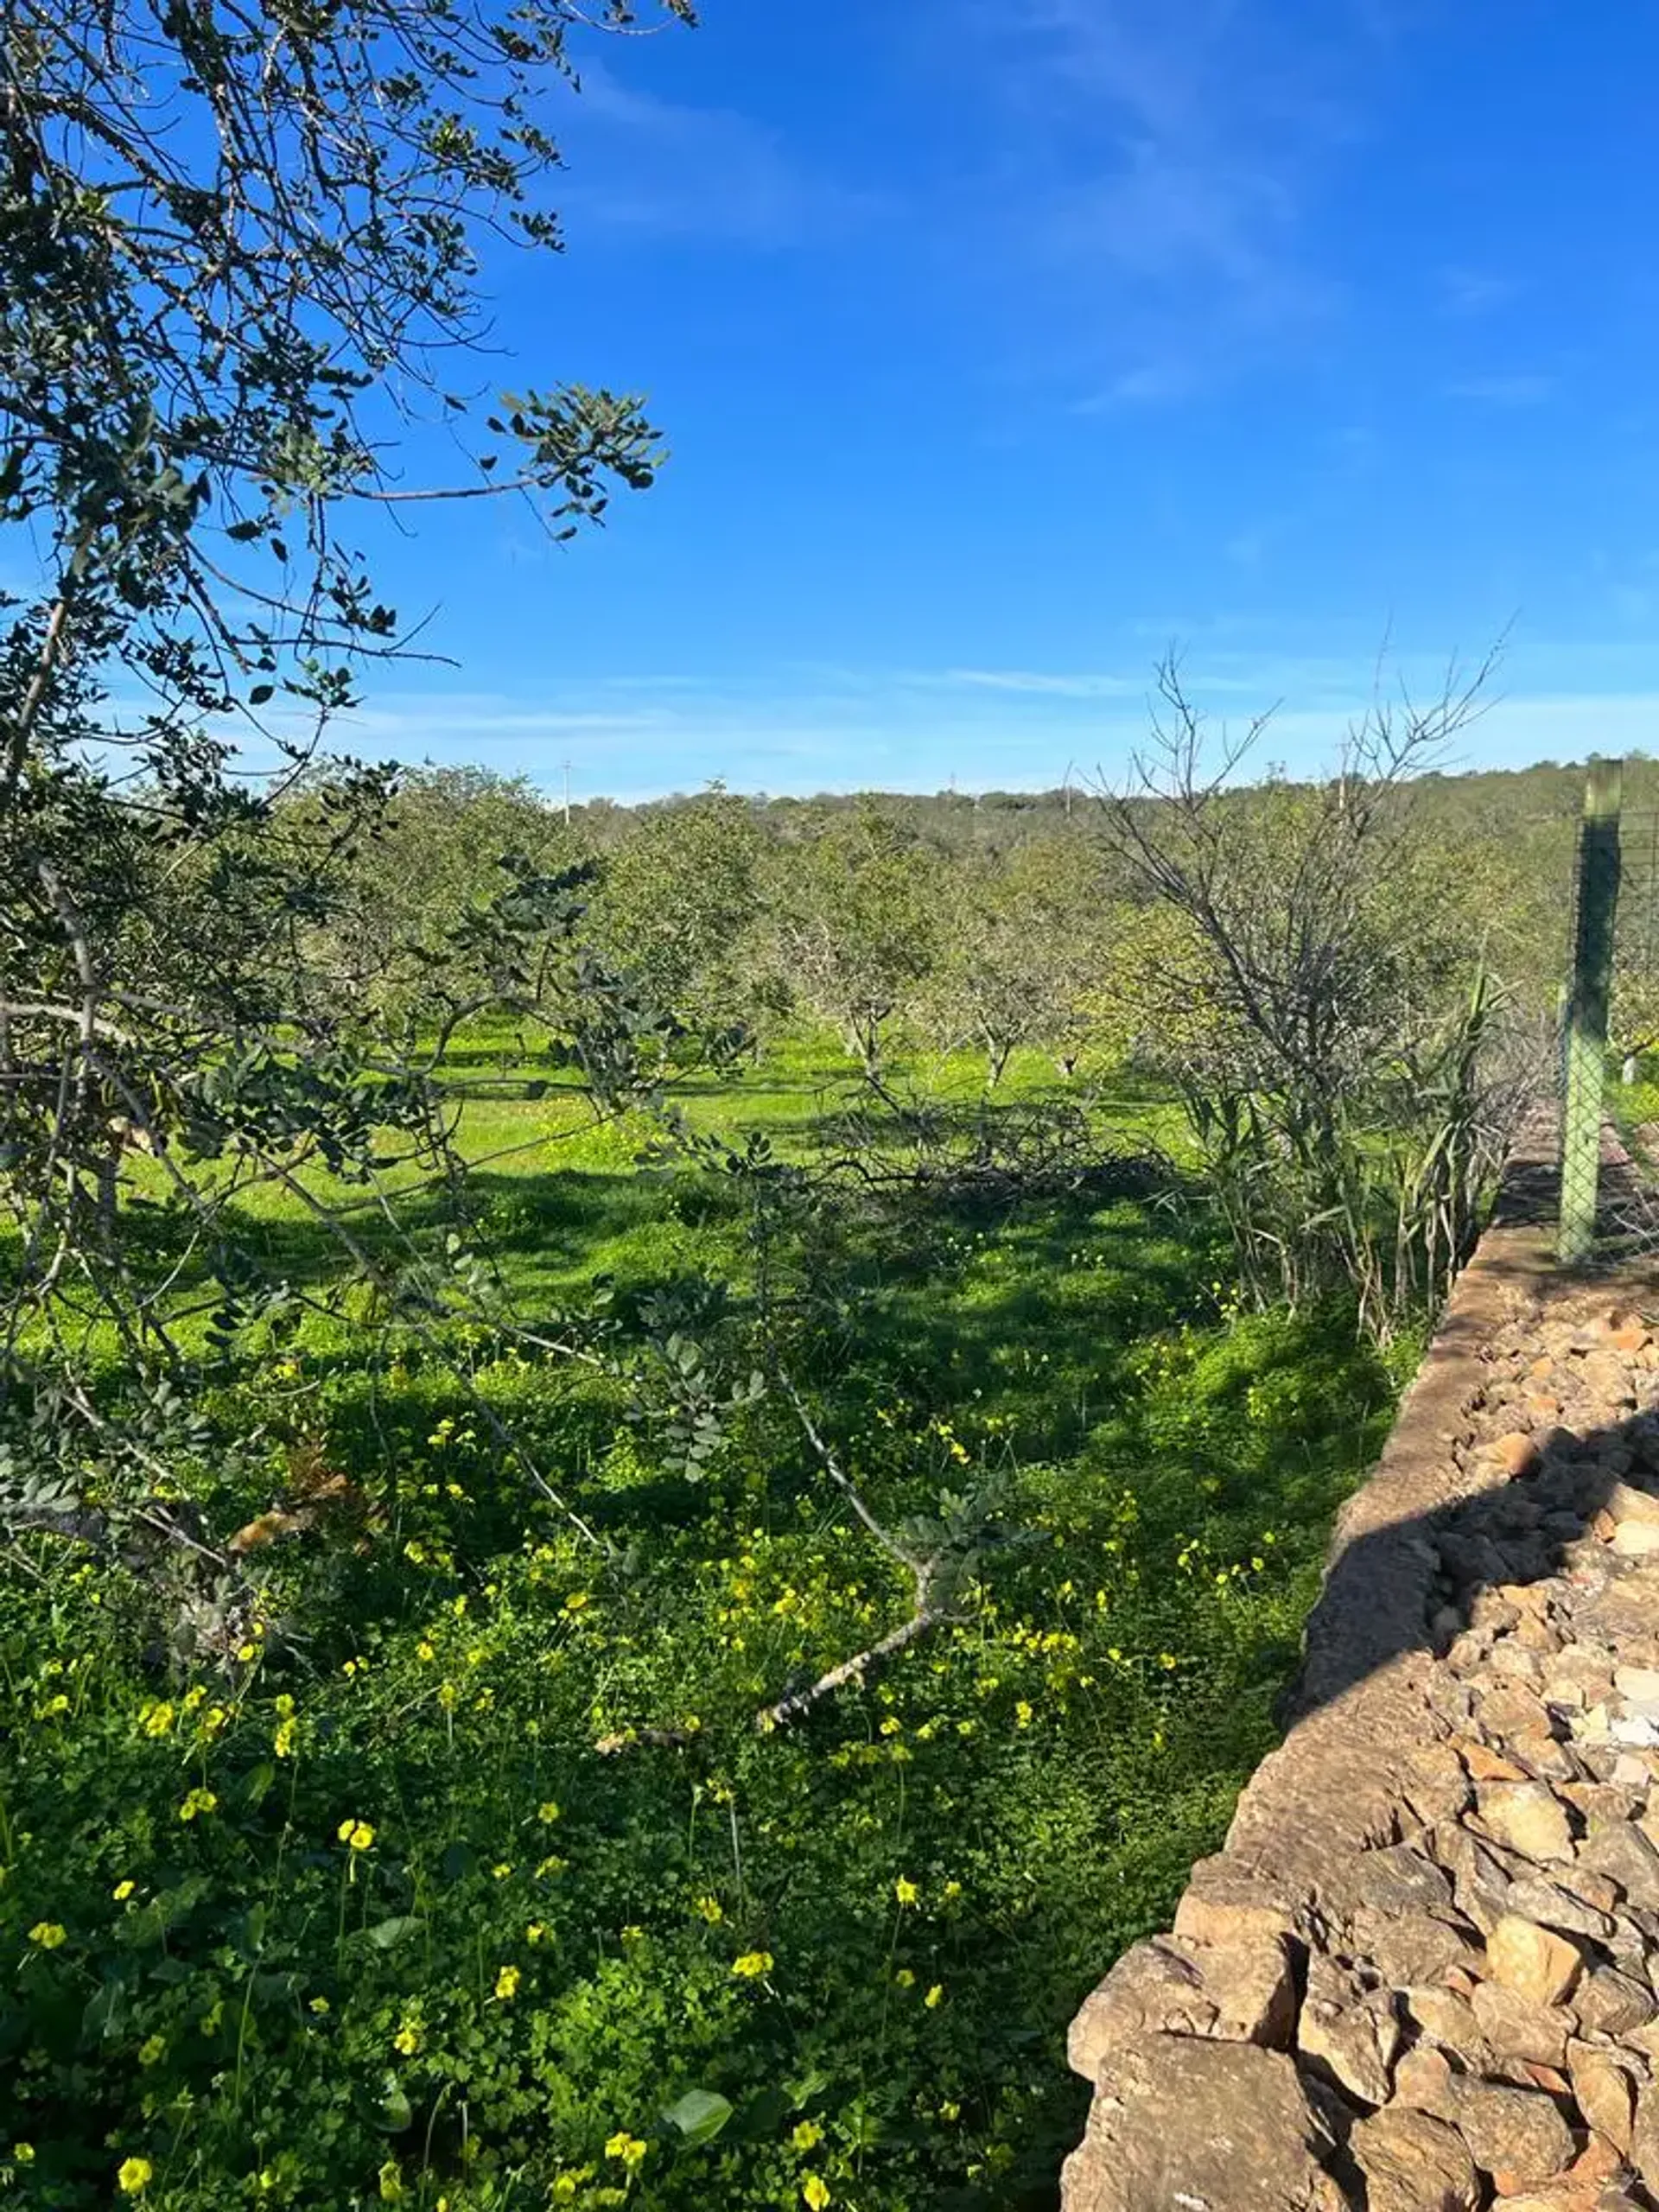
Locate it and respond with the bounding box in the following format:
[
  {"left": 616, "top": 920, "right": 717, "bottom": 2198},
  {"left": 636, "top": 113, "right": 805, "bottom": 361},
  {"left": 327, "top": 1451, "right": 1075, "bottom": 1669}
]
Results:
[
  {"left": 0, "top": 0, "right": 692, "bottom": 1526},
  {"left": 309, "top": 766, "right": 575, "bottom": 1018},
  {"left": 765, "top": 803, "right": 944, "bottom": 1079},
  {"left": 593, "top": 785, "right": 766, "bottom": 1039},
  {"left": 923, "top": 836, "right": 1114, "bottom": 1086}
]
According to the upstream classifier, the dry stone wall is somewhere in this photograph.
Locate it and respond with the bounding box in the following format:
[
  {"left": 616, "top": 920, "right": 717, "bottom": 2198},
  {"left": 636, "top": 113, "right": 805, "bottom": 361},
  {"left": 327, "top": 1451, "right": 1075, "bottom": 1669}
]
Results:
[{"left": 1062, "top": 1141, "right": 1659, "bottom": 2211}]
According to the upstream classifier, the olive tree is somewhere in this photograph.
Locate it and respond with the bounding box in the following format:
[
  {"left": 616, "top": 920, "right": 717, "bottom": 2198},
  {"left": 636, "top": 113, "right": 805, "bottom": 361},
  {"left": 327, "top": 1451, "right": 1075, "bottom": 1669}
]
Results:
[
  {"left": 921, "top": 836, "right": 1115, "bottom": 1086},
  {"left": 591, "top": 785, "right": 766, "bottom": 1040},
  {"left": 762, "top": 803, "right": 944, "bottom": 1079},
  {"left": 0, "top": 0, "right": 692, "bottom": 1535}
]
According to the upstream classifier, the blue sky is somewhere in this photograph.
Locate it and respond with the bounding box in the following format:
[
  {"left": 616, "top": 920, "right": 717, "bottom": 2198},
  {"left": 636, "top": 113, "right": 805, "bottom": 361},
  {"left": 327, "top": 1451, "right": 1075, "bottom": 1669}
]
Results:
[{"left": 333, "top": 0, "right": 1659, "bottom": 801}]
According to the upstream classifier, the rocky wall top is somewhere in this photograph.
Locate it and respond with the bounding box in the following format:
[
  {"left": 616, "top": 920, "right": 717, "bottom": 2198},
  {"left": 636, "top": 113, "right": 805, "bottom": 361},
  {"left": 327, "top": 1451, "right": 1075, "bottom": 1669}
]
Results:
[{"left": 1061, "top": 1135, "right": 1659, "bottom": 2212}]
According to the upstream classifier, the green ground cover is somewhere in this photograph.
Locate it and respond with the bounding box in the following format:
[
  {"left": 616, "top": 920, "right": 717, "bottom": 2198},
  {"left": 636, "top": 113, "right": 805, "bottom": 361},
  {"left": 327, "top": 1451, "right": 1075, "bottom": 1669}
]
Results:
[{"left": 1, "top": 1039, "right": 1399, "bottom": 2212}]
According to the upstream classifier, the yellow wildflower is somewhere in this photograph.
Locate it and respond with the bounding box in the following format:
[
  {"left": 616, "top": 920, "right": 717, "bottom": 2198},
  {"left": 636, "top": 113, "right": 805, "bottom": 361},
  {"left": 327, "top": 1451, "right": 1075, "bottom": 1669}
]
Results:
[
  {"left": 791, "top": 2120, "right": 823, "bottom": 2152},
  {"left": 526, "top": 1923, "right": 547, "bottom": 1944},
  {"left": 13, "top": 2143, "right": 35, "bottom": 2163},
  {"left": 494, "top": 1964, "right": 520, "bottom": 2000},
  {"left": 803, "top": 2178, "right": 831, "bottom": 2209},
  {"left": 140, "top": 1701, "right": 175, "bottom": 1738},
  {"left": 604, "top": 2134, "right": 646, "bottom": 2170},
  {"left": 894, "top": 1877, "right": 918, "bottom": 1907},
  {"left": 925, "top": 1983, "right": 944, "bottom": 2008},
  {"left": 178, "top": 1788, "right": 217, "bottom": 1822},
  {"left": 731, "top": 1950, "right": 773, "bottom": 1979},
  {"left": 28, "top": 1922, "right": 66, "bottom": 1948},
  {"left": 117, "top": 2158, "right": 154, "bottom": 2195},
  {"left": 337, "top": 1819, "right": 374, "bottom": 1852},
  {"left": 112, "top": 1880, "right": 135, "bottom": 1902},
  {"left": 537, "top": 1801, "right": 561, "bottom": 1823},
  {"left": 138, "top": 2035, "right": 166, "bottom": 2066},
  {"left": 378, "top": 2159, "right": 405, "bottom": 2202},
  {"left": 694, "top": 1894, "right": 723, "bottom": 1923},
  {"left": 392, "top": 2024, "right": 420, "bottom": 2056}
]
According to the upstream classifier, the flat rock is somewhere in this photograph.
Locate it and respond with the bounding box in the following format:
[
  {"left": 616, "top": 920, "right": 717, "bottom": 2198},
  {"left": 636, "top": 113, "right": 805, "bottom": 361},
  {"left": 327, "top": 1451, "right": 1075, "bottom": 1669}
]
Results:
[
  {"left": 1068, "top": 1933, "right": 1297, "bottom": 2080},
  {"left": 1477, "top": 1685, "right": 1557, "bottom": 1738},
  {"left": 1478, "top": 1783, "right": 1576, "bottom": 1863},
  {"left": 1511, "top": 1728, "right": 1582, "bottom": 1783},
  {"left": 1059, "top": 2033, "right": 1345, "bottom": 2212},
  {"left": 1608, "top": 1491, "right": 1659, "bottom": 1532},
  {"left": 1354, "top": 1843, "right": 1455, "bottom": 1917},
  {"left": 1449, "top": 2077, "right": 1575, "bottom": 2183},
  {"left": 1461, "top": 1740, "right": 1529, "bottom": 1783},
  {"left": 1395, "top": 2044, "right": 1459, "bottom": 2116},
  {"left": 1611, "top": 1522, "right": 1659, "bottom": 1559},
  {"left": 1470, "top": 1978, "right": 1573, "bottom": 2067},
  {"left": 1568, "top": 2041, "right": 1636, "bottom": 2154},
  {"left": 1297, "top": 1952, "right": 1399, "bottom": 2107},
  {"left": 1173, "top": 1860, "right": 1301, "bottom": 1950},
  {"left": 1487, "top": 1914, "right": 1586, "bottom": 2006},
  {"left": 1359, "top": 1908, "right": 1483, "bottom": 1987},
  {"left": 1575, "top": 1966, "right": 1658, "bottom": 2037},
  {"left": 1504, "top": 1875, "right": 1618, "bottom": 1942},
  {"left": 1406, "top": 1743, "right": 1474, "bottom": 1826},
  {"left": 1630, "top": 2080, "right": 1659, "bottom": 2194},
  {"left": 1403, "top": 1985, "right": 1493, "bottom": 2069},
  {"left": 1491, "top": 1432, "right": 1542, "bottom": 1477},
  {"left": 1579, "top": 1821, "right": 1659, "bottom": 1910},
  {"left": 1349, "top": 2106, "right": 1481, "bottom": 2212}
]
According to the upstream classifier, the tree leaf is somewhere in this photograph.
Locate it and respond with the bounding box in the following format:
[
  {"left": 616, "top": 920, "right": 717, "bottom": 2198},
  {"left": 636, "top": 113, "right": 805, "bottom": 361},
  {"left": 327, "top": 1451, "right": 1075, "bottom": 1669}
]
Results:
[
  {"left": 662, "top": 2088, "right": 734, "bottom": 2145},
  {"left": 365, "top": 1916, "right": 423, "bottom": 1949}
]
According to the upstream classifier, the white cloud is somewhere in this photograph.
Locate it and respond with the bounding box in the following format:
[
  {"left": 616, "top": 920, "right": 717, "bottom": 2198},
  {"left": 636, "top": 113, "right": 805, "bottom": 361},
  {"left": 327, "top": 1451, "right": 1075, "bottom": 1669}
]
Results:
[
  {"left": 930, "top": 668, "right": 1151, "bottom": 698},
  {"left": 966, "top": 0, "right": 1359, "bottom": 401},
  {"left": 1439, "top": 266, "right": 1522, "bottom": 318},
  {"left": 558, "top": 64, "right": 881, "bottom": 250},
  {"left": 1446, "top": 374, "right": 1555, "bottom": 406}
]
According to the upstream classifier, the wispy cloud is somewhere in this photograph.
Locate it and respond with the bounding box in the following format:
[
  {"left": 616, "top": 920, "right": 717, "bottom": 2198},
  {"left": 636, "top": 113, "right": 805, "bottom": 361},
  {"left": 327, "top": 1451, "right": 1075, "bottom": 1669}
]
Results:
[
  {"left": 929, "top": 668, "right": 1151, "bottom": 699},
  {"left": 1445, "top": 373, "right": 1555, "bottom": 406},
  {"left": 1440, "top": 266, "right": 1522, "bottom": 318},
  {"left": 559, "top": 65, "right": 880, "bottom": 249},
  {"left": 206, "top": 647, "right": 1659, "bottom": 801},
  {"left": 965, "top": 0, "right": 1368, "bottom": 404}
]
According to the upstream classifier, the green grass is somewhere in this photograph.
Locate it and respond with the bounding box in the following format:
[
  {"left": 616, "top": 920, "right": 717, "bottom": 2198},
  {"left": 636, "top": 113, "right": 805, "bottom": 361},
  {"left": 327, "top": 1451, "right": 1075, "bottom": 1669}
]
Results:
[{"left": 0, "top": 1035, "right": 1391, "bottom": 2212}]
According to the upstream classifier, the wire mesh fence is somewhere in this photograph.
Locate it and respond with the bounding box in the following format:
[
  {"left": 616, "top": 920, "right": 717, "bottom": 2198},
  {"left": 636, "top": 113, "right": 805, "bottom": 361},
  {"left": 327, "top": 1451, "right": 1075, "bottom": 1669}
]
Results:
[{"left": 1554, "top": 775, "right": 1659, "bottom": 1261}]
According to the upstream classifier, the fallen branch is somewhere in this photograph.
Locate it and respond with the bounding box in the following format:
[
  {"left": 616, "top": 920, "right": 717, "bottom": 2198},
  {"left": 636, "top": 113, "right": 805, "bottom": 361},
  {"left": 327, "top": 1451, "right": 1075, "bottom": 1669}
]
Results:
[{"left": 754, "top": 1605, "right": 945, "bottom": 1732}]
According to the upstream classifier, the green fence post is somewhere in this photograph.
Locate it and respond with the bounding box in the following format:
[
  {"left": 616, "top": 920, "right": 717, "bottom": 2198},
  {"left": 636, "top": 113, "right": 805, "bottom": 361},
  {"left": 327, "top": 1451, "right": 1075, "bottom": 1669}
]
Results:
[{"left": 1559, "top": 757, "right": 1624, "bottom": 1262}]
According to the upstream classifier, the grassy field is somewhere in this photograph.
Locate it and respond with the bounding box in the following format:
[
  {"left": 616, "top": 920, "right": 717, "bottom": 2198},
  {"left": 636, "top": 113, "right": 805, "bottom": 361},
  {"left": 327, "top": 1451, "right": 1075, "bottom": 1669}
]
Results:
[{"left": 1, "top": 1037, "right": 1402, "bottom": 2212}]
